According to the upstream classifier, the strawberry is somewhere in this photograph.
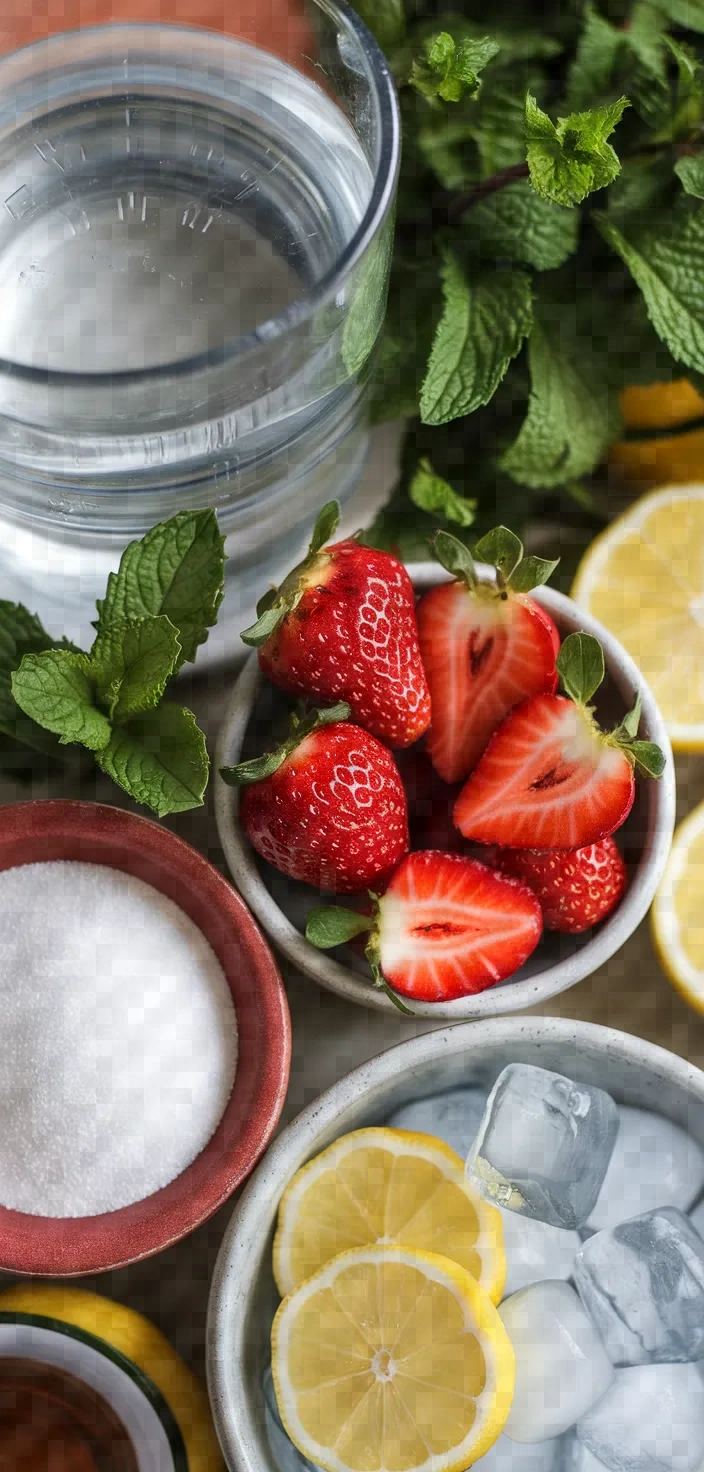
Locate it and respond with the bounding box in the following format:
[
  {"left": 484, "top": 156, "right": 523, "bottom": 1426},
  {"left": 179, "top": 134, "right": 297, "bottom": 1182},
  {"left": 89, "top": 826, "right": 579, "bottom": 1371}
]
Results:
[
  {"left": 306, "top": 850, "right": 543, "bottom": 1008},
  {"left": 417, "top": 527, "right": 560, "bottom": 783},
  {"left": 394, "top": 747, "right": 465, "bottom": 853},
  {"left": 220, "top": 703, "right": 409, "bottom": 894},
  {"left": 241, "top": 502, "right": 431, "bottom": 748},
  {"left": 484, "top": 837, "right": 627, "bottom": 934},
  {"left": 454, "top": 632, "right": 665, "bottom": 850}
]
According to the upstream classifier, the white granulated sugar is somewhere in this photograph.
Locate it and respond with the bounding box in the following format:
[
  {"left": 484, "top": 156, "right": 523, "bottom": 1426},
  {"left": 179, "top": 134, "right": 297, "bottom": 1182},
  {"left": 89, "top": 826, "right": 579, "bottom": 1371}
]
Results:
[{"left": 0, "top": 860, "right": 238, "bottom": 1217}]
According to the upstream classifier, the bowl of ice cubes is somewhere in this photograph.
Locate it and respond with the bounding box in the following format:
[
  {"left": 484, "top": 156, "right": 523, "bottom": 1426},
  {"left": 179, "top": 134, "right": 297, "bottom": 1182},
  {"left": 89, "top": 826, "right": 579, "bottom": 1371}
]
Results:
[{"left": 207, "top": 1015, "right": 704, "bottom": 1472}]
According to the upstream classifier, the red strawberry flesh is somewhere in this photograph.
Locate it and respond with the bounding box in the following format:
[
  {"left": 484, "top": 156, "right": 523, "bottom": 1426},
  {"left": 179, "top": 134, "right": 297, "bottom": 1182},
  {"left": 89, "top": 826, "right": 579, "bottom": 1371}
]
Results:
[
  {"left": 260, "top": 541, "right": 431, "bottom": 748},
  {"left": 484, "top": 837, "right": 627, "bottom": 933},
  {"left": 240, "top": 723, "right": 409, "bottom": 893},
  {"left": 376, "top": 850, "right": 543, "bottom": 1001},
  {"left": 454, "top": 693, "right": 635, "bottom": 850},
  {"left": 417, "top": 581, "right": 559, "bottom": 783}
]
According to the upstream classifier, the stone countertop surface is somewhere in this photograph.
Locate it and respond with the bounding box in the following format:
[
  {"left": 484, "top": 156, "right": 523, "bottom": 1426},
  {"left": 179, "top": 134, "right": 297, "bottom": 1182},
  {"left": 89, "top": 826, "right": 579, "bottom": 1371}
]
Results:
[{"left": 1, "top": 428, "right": 702, "bottom": 1385}]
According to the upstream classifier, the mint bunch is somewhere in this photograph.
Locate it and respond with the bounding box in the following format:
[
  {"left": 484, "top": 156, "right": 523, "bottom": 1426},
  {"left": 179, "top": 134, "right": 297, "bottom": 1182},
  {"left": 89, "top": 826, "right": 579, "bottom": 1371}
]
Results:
[
  {"left": 5, "top": 509, "right": 225, "bottom": 816},
  {"left": 363, "top": 0, "right": 704, "bottom": 572}
]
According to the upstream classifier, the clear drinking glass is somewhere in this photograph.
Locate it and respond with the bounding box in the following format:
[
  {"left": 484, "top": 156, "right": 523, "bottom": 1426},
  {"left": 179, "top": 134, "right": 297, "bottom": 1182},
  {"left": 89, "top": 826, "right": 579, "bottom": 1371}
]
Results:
[{"left": 0, "top": 17, "right": 399, "bottom": 660}]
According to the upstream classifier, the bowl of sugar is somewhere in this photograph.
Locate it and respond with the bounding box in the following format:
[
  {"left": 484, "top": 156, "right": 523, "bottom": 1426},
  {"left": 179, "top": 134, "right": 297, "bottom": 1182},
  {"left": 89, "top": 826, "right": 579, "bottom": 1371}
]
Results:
[
  {"left": 207, "top": 1016, "right": 704, "bottom": 1472},
  {"left": 0, "top": 799, "right": 291, "bottom": 1275}
]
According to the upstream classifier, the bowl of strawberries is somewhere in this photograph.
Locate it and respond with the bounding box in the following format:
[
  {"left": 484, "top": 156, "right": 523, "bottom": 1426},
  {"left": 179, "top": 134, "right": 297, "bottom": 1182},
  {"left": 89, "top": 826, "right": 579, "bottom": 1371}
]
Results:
[{"left": 214, "top": 508, "right": 676, "bottom": 1018}]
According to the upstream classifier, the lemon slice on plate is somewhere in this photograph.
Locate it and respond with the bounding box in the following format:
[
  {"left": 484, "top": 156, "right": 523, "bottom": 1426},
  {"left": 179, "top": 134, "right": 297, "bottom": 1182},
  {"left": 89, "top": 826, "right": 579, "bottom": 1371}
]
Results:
[
  {"left": 271, "top": 1244, "right": 514, "bottom": 1472},
  {"left": 273, "top": 1127, "right": 505, "bottom": 1303},
  {"left": 570, "top": 485, "right": 704, "bottom": 750},
  {"left": 652, "top": 797, "right": 704, "bottom": 1012}
]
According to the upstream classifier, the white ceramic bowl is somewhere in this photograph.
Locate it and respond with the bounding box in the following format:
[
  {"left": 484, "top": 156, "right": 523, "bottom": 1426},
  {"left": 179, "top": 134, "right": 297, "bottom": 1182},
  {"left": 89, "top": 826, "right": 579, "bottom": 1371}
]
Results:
[
  {"left": 215, "top": 566, "right": 676, "bottom": 1019},
  {"left": 206, "top": 1016, "right": 704, "bottom": 1472}
]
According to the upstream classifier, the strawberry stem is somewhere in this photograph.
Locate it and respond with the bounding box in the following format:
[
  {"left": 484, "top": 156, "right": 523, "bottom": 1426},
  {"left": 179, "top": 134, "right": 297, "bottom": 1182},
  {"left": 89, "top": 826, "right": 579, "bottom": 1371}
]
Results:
[
  {"left": 220, "top": 702, "right": 351, "bottom": 786},
  {"left": 240, "top": 500, "right": 341, "bottom": 647},
  {"left": 306, "top": 902, "right": 415, "bottom": 1015},
  {"left": 432, "top": 526, "right": 559, "bottom": 598}
]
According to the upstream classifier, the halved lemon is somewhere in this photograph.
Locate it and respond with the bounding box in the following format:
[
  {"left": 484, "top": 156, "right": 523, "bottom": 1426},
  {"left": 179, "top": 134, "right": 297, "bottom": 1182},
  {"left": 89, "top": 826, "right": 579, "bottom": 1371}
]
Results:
[
  {"left": 652, "top": 797, "right": 704, "bottom": 1012},
  {"left": 271, "top": 1244, "right": 515, "bottom": 1472},
  {"left": 273, "top": 1128, "right": 505, "bottom": 1304},
  {"left": 571, "top": 485, "right": 704, "bottom": 750}
]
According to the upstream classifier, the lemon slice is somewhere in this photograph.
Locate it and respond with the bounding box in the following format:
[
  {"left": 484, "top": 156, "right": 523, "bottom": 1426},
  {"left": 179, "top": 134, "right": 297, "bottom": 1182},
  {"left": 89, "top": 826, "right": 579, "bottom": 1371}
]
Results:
[
  {"left": 570, "top": 485, "right": 704, "bottom": 750},
  {"left": 273, "top": 1127, "right": 505, "bottom": 1304},
  {"left": 652, "top": 797, "right": 704, "bottom": 1011},
  {"left": 271, "top": 1244, "right": 515, "bottom": 1472}
]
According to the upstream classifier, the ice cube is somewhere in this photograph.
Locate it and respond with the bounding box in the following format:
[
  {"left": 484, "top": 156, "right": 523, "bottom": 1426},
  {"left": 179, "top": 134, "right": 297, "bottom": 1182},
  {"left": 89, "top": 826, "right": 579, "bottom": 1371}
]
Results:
[
  {"left": 263, "top": 1366, "right": 320, "bottom": 1472},
  {"left": 499, "top": 1209, "right": 580, "bottom": 1297},
  {"left": 559, "top": 1436, "right": 611, "bottom": 1472},
  {"left": 574, "top": 1207, "right": 704, "bottom": 1366},
  {"left": 576, "top": 1363, "right": 704, "bottom": 1472},
  {"left": 690, "top": 1197, "right": 704, "bottom": 1238},
  {"left": 466, "top": 1065, "right": 619, "bottom": 1230},
  {"left": 499, "top": 1280, "right": 614, "bottom": 1442},
  {"left": 586, "top": 1108, "right": 704, "bottom": 1234},
  {"left": 386, "top": 1086, "right": 488, "bottom": 1159},
  {"left": 477, "top": 1434, "right": 562, "bottom": 1469}
]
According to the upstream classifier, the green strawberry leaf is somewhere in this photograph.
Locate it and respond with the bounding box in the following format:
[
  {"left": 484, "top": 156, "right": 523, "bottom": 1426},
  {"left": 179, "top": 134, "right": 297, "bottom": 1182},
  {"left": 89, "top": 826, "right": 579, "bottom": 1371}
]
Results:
[
  {"left": 474, "top": 526, "right": 523, "bottom": 580},
  {"left": 508, "top": 554, "right": 560, "bottom": 593},
  {"left": 556, "top": 631, "right": 605, "bottom": 705},
  {"left": 220, "top": 702, "right": 352, "bottom": 787},
  {"left": 410, "top": 459, "right": 477, "bottom": 527},
  {"left": 88, "top": 615, "right": 182, "bottom": 721},
  {"left": 431, "top": 530, "right": 478, "bottom": 588},
  {"left": 612, "top": 689, "right": 643, "bottom": 742},
  {"left": 305, "top": 906, "right": 374, "bottom": 948},
  {"left": 97, "top": 509, "right": 225, "bottom": 669},
  {"left": 95, "top": 704, "right": 209, "bottom": 816},
  {"left": 11, "top": 650, "right": 112, "bottom": 752},
  {"left": 420, "top": 255, "right": 533, "bottom": 426},
  {"left": 308, "top": 501, "right": 341, "bottom": 557},
  {"left": 629, "top": 740, "right": 667, "bottom": 778},
  {"left": 241, "top": 501, "right": 342, "bottom": 648}
]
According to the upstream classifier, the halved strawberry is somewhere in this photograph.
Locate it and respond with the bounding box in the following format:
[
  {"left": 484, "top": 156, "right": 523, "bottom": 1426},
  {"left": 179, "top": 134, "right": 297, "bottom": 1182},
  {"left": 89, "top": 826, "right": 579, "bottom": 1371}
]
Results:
[
  {"left": 417, "top": 527, "right": 560, "bottom": 783},
  {"left": 454, "top": 632, "right": 665, "bottom": 850},
  {"left": 220, "top": 703, "right": 409, "bottom": 894},
  {"left": 241, "top": 502, "right": 431, "bottom": 749},
  {"left": 484, "top": 837, "right": 627, "bottom": 933},
  {"left": 306, "top": 850, "right": 543, "bottom": 1007}
]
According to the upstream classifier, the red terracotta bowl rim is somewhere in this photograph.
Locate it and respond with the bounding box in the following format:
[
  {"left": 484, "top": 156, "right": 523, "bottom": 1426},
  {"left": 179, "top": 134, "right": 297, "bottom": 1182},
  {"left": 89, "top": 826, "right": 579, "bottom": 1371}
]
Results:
[{"left": 0, "top": 799, "right": 291, "bottom": 1276}]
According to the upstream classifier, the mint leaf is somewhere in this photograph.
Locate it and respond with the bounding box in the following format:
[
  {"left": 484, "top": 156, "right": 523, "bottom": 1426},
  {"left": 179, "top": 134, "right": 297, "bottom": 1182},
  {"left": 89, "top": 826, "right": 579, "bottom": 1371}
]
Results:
[
  {"left": 500, "top": 311, "right": 619, "bottom": 488},
  {"left": 472, "top": 86, "right": 527, "bottom": 174},
  {"left": 566, "top": 5, "right": 624, "bottom": 109},
  {"left": 95, "top": 704, "right": 209, "bottom": 816},
  {"left": 409, "top": 458, "right": 476, "bottom": 527},
  {"left": 97, "top": 509, "right": 225, "bottom": 668},
  {"left": 410, "top": 33, "right": 500, "bottom": 104},
  {"left": 88, "top": 616, "right": 181, "bottom": 721},
  {"left": 420, "top": 255, "right": 532, "bottom": 425},
  {"left": 526, "top": 93, "right": 630, "bottom": 207},
  {"left": 0, "top": 603, "right": 69, "bottom": 755},
  {"left": 596, "top": 200, "right": 704, "bottom": 376},
  {"left": 656, "top": 0, "right": 704, "bottom": 33},
  {"left": 306, "top": 906, "right": 373, "bottom": 949},
  {"left": 676, "top": 156, "right": 704, "bottom": 199},
  {"left": 472, "top": 182, "right": 579, "bottom": 271},
  {"left": 350, "top": 0, "right": 404, "bottom": 50},
  {"left": 557, "top": 631, "right": 605, "bottom": 704},
  {"left": 12, "top": 651, "right": 111, "bottom": 752}
]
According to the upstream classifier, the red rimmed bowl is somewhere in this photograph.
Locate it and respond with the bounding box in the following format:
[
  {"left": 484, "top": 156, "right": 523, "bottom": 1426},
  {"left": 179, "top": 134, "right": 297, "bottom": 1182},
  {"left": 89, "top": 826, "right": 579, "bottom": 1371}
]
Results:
[{"left": 0, "top": 799, "right": 291, "bottom": 1276}]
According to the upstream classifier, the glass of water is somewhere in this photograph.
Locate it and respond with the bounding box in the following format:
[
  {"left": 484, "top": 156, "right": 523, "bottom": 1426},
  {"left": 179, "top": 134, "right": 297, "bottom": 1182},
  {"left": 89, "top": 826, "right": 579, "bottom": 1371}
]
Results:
[{"left": 0, "top": 15, "right": 399, "bottom": 659}]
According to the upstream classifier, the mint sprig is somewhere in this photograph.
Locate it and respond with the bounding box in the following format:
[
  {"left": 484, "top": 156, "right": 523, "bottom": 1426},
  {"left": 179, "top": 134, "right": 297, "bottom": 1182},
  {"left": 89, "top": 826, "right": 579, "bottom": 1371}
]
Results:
[{"left": 8, "top": 509, "right": 225, "bottom": 816}]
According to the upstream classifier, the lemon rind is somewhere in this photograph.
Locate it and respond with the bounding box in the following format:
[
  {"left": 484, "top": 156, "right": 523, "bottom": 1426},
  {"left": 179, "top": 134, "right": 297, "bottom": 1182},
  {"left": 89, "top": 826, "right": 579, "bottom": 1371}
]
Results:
[{"left": 652, "top": 798, "right": 704, "bottom": 1013}]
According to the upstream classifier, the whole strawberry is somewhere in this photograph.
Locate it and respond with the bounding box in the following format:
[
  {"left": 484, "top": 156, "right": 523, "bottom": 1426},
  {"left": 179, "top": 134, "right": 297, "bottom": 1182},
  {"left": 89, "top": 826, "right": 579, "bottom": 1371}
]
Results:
[
  {"left": 241, "top": 502, "right": 431, "bottom": 748},
  {"left": 454, "top": 632, "right": 665, "bottom": 851},
  {"left": 484, "top": 837, "right": 627, "bottom": 934},
  {"left": 220, "top": 703, "right": 409, "bottom": 894},
  {"left": 306, "top": 849, "right": 543, "bottom": 1007},
  {"left": 417, "top": 527, "right": 560, "bottom": 783}
]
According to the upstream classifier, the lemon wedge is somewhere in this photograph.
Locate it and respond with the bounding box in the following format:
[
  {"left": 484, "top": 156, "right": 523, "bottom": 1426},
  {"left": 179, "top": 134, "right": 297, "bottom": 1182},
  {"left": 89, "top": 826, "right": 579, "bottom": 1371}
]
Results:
[
  {"left": 652, "top": 797, "right": 704, "bottom": 1012},
  {"left": 273, "top": 1127, "right": 505, "bottom": 1304},
  {"left": 571, "top": 485, "right": 704, "bottom": 749},
  {"left": 271, "top": 1244, "right": 515, "bottom": 1472}
]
